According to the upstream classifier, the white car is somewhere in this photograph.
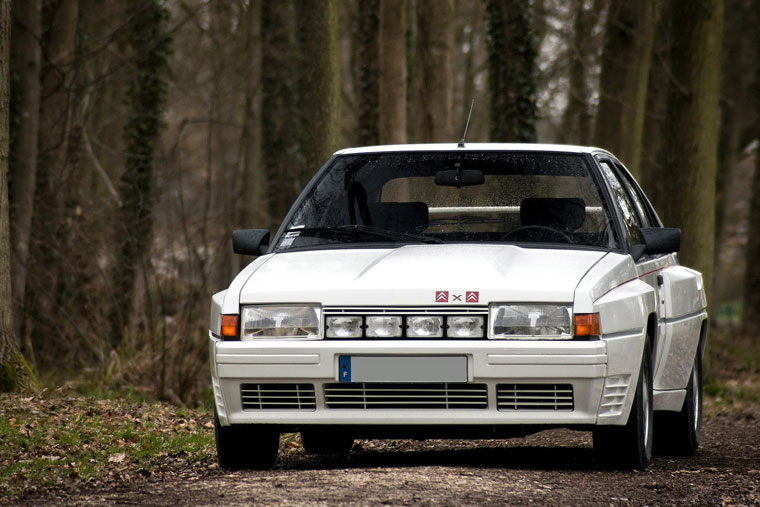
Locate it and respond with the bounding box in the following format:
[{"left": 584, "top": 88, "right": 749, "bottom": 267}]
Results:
[{"left": 209, "top": 144, "right": 706, "bottom": 471}]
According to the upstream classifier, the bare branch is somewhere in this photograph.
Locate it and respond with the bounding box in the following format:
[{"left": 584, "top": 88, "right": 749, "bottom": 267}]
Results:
[{"left": 81, "top": 127, "right": 123, "bottom": 207}]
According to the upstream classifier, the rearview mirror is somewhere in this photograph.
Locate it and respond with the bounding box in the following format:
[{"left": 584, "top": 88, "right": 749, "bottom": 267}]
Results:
[
  {"left": 232, "top": 229, "right": 270, "bottom": 256},
  {"left": 434, "top": 169, "right": 484, "bottom": 187}
]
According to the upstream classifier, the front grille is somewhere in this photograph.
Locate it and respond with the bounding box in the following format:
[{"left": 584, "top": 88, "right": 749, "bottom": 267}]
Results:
[
  {"left": 497, "top": 384, "right": 574, "bottom": 411},
  {"left": 240, "top": 383, "right": 316, "bottom": 410},
  {"left": 324, "top": 382, "right": 488, "bottom": 409}
]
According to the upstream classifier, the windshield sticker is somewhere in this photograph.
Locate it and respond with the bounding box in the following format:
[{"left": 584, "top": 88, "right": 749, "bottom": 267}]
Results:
[{"left": 280, "top": 230, "right": 301, "bottom": 249}]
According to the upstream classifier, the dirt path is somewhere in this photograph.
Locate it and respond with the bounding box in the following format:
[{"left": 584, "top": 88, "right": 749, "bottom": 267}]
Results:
[{"left": 24, "top": 408, "right": 760, "bottom": 506}]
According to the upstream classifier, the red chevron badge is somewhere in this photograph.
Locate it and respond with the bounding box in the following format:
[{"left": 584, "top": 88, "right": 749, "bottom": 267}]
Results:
[
  {"left": 466, "top": 291, "right": 479, "bottom": 303},
  {"left": 435, "top": 291, "right": 449, "bottom": 303}
]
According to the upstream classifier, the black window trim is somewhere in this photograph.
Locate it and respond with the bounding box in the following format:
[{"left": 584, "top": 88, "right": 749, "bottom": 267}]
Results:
[
  {"left": 610, "top": 162, "right": 651, "bottom": 230},
  {"left": 592, "top": 155, "right": 640, "bottom": 254},
  {"left": 611, "top": 161, "right": 663, "bottom": 228},
  {"left": 271, "top": 150, "right": 624, "bottom": 254}
]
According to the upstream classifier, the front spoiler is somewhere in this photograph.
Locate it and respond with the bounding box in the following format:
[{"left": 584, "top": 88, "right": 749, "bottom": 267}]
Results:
[{"left": 210, "top": 332, "right": 647, "bottom": 427}]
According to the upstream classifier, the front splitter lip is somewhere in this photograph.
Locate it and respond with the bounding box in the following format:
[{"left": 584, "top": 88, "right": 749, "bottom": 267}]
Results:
[{"left": 221, "top": 405, "right": 601, "bottom": 426}]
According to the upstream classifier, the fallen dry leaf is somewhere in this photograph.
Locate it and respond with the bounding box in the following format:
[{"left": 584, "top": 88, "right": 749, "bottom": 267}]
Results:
[{"left": 108, "top": 453, "right": 127, "bottom": 464}]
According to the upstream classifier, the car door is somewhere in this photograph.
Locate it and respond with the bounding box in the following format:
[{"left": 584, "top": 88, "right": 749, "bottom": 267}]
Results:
[{"left": 599, "top": 158, "right": 704, "bottom": 393}]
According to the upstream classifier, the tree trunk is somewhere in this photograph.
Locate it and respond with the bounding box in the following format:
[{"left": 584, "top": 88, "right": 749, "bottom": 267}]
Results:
[
  {"left": 207, "top": 1, "right": 266, "bottom": 290},
  {"left": 638, "top": 1, "right": 672, "bottom": 213},
  {"left": 740, "top": 3, "right": 760, "bottom": 333},
  {"left": 262, "top": 0, "right": 300, "bottom": 230},
  {"left": 24, "top": 0, "right": 78, "bottom": 360},
  {"left": 8, "top": 0, "right": 41, "bottom": 346},
  {"left": 593, "top": 0, "right": 657, "bottom": 176},
  {"left": 379, "top": 0, "right": 406, "bottom": 145},
  {"left": 659, "top": 0, "right": 723, "bottom": 305},
  {"left": 716, "top": 0, "right": 754, "bottom": 249},
  {"left": 413, "top": 0, "right": 454, "bottom": 143},
  {"left": 108, "top": 0, "right": 170, "bottom": 348},
  {"left": 485, "top": 0, "right": 537, "bottom": 143},
  {"left": 296, "top": 0, "right": 341, "bottom": 176},
  {"left": 213, "top": 0, "right": 265, "bottom": 279},
  {"left": 233, "top": 0, "right": 264, "bottom": 274},
  {"left": 743, "top": 150, "right": 760, "bottom": 334},
  {"left": 559, "top": 0, "right": 601, "bottom": 145},
  {"left": 533, "top": 0, "right": 548, "bottom": 49},
  {"left": 0, "top": 0, "right": 36, "bottom": 392},
  {"left": 357, "top": 0, "right": 379, "bottom": 146}
]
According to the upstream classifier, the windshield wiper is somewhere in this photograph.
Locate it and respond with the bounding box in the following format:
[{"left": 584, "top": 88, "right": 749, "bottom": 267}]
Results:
[{"left": 284, "top": 225, "right": 443, "bottom": 244}]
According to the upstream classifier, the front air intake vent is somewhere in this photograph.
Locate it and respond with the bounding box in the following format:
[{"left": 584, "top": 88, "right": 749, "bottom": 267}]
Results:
[
  {"left": 324, "top": 382, "right": 488, "bottom": 409},
  {"left": 496, "top": 384, "right": 574, "bottom": 411},
  {"left": 240, "top": 383, "right": 316, "bottom": 410}
]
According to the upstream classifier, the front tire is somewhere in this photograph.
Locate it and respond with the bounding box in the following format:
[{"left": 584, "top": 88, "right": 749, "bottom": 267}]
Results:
[
  {"left": 654, "top": 350, "right": 702, "bottom": 455},
  {"left": 214, "top": 409, "right": 280, "bottom": 470},
  {"left": 594, "top": 341, "right": 654, "bottom": 470}
]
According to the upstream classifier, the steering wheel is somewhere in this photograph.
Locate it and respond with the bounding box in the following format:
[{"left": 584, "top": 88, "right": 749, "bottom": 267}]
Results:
[{"left": 503, "top": 225, "right": 573, "bottom": 243}]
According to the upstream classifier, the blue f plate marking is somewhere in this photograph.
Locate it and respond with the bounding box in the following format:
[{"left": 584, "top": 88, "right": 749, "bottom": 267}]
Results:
[{"left": 339, "top": 356, "right": 351, "bottom": 382}]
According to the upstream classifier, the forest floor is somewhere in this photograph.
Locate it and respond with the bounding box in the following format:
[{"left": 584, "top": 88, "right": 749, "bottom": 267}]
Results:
[{"left": 2, "top": 329, "right": 759, "bottom": 506}]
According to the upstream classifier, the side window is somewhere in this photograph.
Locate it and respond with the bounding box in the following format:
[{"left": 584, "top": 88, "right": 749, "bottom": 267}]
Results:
[
  {"left": 614, "top": 163, "right": 653, "bottom": 228},
  {"left": 619, "top": 164, "right": 662, "bottom": 227},
  {"left": 598, "top": 160, "right": 642, "bottom": 245}
]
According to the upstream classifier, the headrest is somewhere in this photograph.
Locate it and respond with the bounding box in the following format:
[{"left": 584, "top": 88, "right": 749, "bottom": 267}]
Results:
[
  {"left": 368, "top": 202, "right": 429, "bottom": 234},
  {"left": 520, "top": 198, "right": 586, "bottom": 231}
]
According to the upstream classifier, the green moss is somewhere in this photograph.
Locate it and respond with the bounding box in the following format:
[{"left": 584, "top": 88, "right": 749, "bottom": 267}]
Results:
[
  {"left": 0, "top": 361, "right": 17, "bottom": 392},
  {"left": 0, "top": 351, "right": 39, "bottom": 393}
]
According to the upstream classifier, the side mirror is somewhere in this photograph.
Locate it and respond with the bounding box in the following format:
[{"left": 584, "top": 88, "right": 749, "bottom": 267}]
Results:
[
  {"left": 232, "top": 229, "right": 270, "bottom": 256},
  {"left": 641, "top": 227, "right": 681, "bottom": 255}
]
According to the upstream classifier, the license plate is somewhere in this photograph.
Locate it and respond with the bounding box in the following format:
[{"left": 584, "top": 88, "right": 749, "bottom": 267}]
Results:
[{"left": 338, "top": 356, "right": 467, "bottom": 383}]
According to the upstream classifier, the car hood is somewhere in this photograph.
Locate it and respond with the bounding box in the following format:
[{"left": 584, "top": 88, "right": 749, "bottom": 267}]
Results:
[{"left": 238, "top": 244, "right": 608, "bottom": 306}]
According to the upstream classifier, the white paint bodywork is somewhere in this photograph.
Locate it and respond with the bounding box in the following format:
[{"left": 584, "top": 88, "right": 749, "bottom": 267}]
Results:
[
  {"left": 210, "top": 247, "right": 705, "bottom": 428},
  {"left": 236, "top": 245, "right": 605, "bottom": 307},
  {"left": 209, "top": 144, "right": 707, "bottom": 431}
]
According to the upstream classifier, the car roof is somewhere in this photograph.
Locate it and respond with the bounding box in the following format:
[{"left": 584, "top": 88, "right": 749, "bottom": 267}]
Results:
[{"left": 334, "top": 143, "right": 612, "bottom": 156}]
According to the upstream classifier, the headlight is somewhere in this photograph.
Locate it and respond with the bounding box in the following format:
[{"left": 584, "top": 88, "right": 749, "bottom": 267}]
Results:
[
  {"left": 365, "top": 316, "right": 403, "bottom": 337},
  {"left": 326, "top": 316, "right": 363, "bottom": 338},
  {"left": 488, "top": 304, "right": 572, "bottom": 339},
  {"left": 407, "top": 316, "right": 444, "bottom": 338},
  {"left": 241, "top": 305, "right": 322, "bottom": 340},
  {"left": 447, "top": 316, "right": 484, "bottom": 338}
]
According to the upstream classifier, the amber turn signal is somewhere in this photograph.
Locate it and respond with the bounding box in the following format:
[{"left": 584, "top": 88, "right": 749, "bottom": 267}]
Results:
[
  {"left": 221, "top": 315, "right": 239, "bottom": 338},
  {"left": 574, "top": 313, "right": 600, "bottom": 337}
]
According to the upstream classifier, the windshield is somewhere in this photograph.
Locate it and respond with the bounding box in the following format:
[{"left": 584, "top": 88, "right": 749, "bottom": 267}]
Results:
[{"left": 276, "top": 151, "right": 617, "bottom": 251}]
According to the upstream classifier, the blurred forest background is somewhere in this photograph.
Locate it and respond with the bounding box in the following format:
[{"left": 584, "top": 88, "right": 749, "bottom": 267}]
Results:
[{"left": 0, "top": 0, "right": 757, "bottom": 406}]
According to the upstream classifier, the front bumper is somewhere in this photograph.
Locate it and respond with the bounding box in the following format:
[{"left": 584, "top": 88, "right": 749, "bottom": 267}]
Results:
[{"left": 210, "top": 332, "right": 645, "bottom": 428}]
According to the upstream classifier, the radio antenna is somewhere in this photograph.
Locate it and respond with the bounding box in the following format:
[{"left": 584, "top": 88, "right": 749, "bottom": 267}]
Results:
[{"left": 457, "top": 99, "right": 475, "bottom": 148}]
